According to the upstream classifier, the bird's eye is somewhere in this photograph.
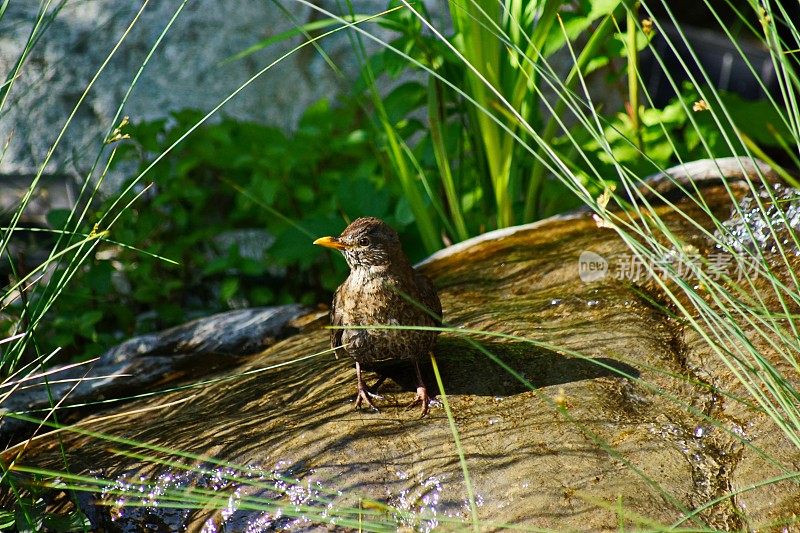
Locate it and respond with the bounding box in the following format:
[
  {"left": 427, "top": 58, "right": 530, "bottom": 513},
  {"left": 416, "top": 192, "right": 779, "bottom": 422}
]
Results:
[{"left": 358, "top": 237, "right": 370, "bottom": 247}]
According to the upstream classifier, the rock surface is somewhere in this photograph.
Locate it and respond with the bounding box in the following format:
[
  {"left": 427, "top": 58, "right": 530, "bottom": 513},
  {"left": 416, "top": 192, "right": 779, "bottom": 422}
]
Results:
[
  {"left": 0, "top": 1, "right": 401, "bottom": 180},
  {"left": 2, "top": 160, "right": 799, "bottom": 531},
  {"left": 0, "top": 305, "right": 307, "bottom": 444}
]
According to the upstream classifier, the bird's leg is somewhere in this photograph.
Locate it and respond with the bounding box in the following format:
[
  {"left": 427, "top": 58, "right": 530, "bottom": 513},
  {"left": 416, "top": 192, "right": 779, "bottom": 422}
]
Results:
[
  {"left": 354, "top": 362, "right": 380, "bottom": 411},
  {"left": 368, "top": 375, "right": 387, "bottom": 395},
  {"left": 406, "top": 355, "right": 431, "bottom": 417}
]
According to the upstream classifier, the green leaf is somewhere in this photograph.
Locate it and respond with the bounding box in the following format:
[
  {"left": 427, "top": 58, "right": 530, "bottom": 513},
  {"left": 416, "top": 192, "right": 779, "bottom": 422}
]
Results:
[
  {"left": 394, "top": 197, "right": 415, "bottom": 225},
  {"left": 295, "top": 185, "right": 315, "bottom": 203},
  {"left": 249, "top": 286, "right": 275, "bottom": 304},
  {"left": 220, "top": 277, "right": 240, "bottom": 301},
  {"left": 336, "top": 177, "right": 390, "bottom": 219},
  {"left": 46, "top": 208, "right": 71, "bottom": 229},
  {"left": 78, "top": 310, "right": 104, "bottom": 338},
  {"left": 299, "top": 98, "right": 331, "bottom": 126},
  {"left": 15, "top": 497, "right": 44, "bottom": 532},
  {"left": 718, "top": 91, "right": 794, "bottom": 146},
  {"left": 86, "top": 260, "right": 113, "bottom": 293},
  {"left": 383, "top": 82, "right": 426, "bottom": 125}
]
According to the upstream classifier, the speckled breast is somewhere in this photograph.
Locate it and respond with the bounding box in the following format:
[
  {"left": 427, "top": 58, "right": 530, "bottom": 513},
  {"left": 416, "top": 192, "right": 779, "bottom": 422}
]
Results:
[{"left": 340, "top": 323, "right": 437, "bottom": 364}]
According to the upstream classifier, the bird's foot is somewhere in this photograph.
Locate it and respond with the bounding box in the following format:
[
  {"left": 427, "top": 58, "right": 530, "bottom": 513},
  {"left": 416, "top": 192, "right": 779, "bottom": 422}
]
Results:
[
  {"left": 406, "top": 386, "right": 432, "bottom": 418},
  {"left": 354, "top": 387, "right": 381, "bottom": 412}
]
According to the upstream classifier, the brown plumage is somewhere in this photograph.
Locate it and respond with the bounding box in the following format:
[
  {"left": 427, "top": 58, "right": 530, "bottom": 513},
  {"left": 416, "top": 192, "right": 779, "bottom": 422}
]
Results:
[{"left": 314, "top": 217, "right": 441, "bottom": 416}]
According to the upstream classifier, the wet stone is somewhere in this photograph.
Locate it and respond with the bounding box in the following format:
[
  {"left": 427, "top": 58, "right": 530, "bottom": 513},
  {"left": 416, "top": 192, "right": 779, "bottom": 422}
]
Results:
[{"left": 3, "top": 161, "right": 799, "bottom": 531}]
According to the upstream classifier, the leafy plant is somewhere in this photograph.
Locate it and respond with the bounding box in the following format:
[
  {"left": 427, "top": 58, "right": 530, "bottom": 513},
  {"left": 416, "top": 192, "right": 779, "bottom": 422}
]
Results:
[
  {"left": 557, "top": 82, "right": 797, "bottom": 196},
  {"left": 8, "top": 100, "right": 431, "bottom": 361},
  {"left": 234, "top": 1, "right": 635, "bottom": 249},
  {"left": 338, "top": 0, "right": 799, "bottom": 245},
  {"left": 287, "top": 0, "right": 658, "bottom": 256}
]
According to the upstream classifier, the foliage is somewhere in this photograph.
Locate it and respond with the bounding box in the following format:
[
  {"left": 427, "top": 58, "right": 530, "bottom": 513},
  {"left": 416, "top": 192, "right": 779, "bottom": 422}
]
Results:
[
  {"left": 355, "top": 0, "right": 629, "bottom": 248},
  {"left": 558, "top": 83, "right": 797, "bottom": 197},
  {"left": 10, "top": 101, "right": 430, "bottom": 360},
  {"left": 350, "top": 0, "right": 798, "bottom": 242},
  {"left": 234, "top": 1, "right": 639, "bottom": 249}
]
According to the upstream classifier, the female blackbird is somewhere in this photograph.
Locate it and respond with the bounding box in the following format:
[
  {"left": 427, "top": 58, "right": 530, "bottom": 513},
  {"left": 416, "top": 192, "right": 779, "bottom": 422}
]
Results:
[{"left": 313, "top": 217, "right": 441, "bottom": 416}]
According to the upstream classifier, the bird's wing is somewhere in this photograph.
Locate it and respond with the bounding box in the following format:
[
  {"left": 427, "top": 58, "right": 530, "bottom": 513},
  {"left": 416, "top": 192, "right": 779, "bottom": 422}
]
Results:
[
  {"left": 330, "top": 284, "right": 345, "bottom": 357},
  {"left": 415, "top": 271, "right": 442, "bottom": 327}
]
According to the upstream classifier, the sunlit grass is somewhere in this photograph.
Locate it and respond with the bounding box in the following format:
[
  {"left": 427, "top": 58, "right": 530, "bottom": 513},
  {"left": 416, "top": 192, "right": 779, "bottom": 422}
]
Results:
[{"left": 2, "top": 0, "right": 800, "bottom": 530}]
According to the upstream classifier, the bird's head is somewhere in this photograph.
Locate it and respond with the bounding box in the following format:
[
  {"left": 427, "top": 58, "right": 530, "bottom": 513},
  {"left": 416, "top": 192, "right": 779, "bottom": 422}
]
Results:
[{"left": 313, "top": 217, "right": 403, "bottom": 270}]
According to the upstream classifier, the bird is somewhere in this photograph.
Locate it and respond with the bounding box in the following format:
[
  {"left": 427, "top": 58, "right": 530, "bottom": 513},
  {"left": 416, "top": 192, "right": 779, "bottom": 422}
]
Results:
[{"left": 313, "top": 217, "right": 442, "bottom": 416}]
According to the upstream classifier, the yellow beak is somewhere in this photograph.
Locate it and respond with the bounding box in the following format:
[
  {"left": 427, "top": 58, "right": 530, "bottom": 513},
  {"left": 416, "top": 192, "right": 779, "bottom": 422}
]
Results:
[{"left": 313, "top": 236, "right": 347, "bottom": 250}]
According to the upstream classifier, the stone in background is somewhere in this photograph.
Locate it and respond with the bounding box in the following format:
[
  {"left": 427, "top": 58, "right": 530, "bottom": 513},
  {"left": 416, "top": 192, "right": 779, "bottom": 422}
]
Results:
[{"left": 0, "top": 0, "right": 398, "bottom": 183}]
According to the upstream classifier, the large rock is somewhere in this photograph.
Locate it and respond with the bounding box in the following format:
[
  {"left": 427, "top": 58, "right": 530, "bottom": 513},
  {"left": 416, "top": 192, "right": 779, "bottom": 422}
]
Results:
[
  {"left": 2, "top": 159, "right": 798, "bottom": 530},
  {"left": 0, "top": 305, "right": 308, "bottom": 443},
  {"left": 0, "top": 0, "right": 397, "bottom": 180}
]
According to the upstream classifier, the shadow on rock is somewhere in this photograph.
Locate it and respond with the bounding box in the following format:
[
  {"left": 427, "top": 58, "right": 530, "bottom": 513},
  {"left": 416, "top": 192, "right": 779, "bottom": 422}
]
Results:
[{"left": 372, "top": 337, "right": 640, "bottom": 397}]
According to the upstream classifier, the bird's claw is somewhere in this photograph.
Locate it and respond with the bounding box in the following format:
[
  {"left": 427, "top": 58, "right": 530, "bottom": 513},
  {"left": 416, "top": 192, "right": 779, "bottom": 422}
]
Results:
[
  {"left": 354, "top": 388, "right": 381, "bottom": 412},
  {"left": 406, "top": 386, "right": 432, "bottom": 418}
]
